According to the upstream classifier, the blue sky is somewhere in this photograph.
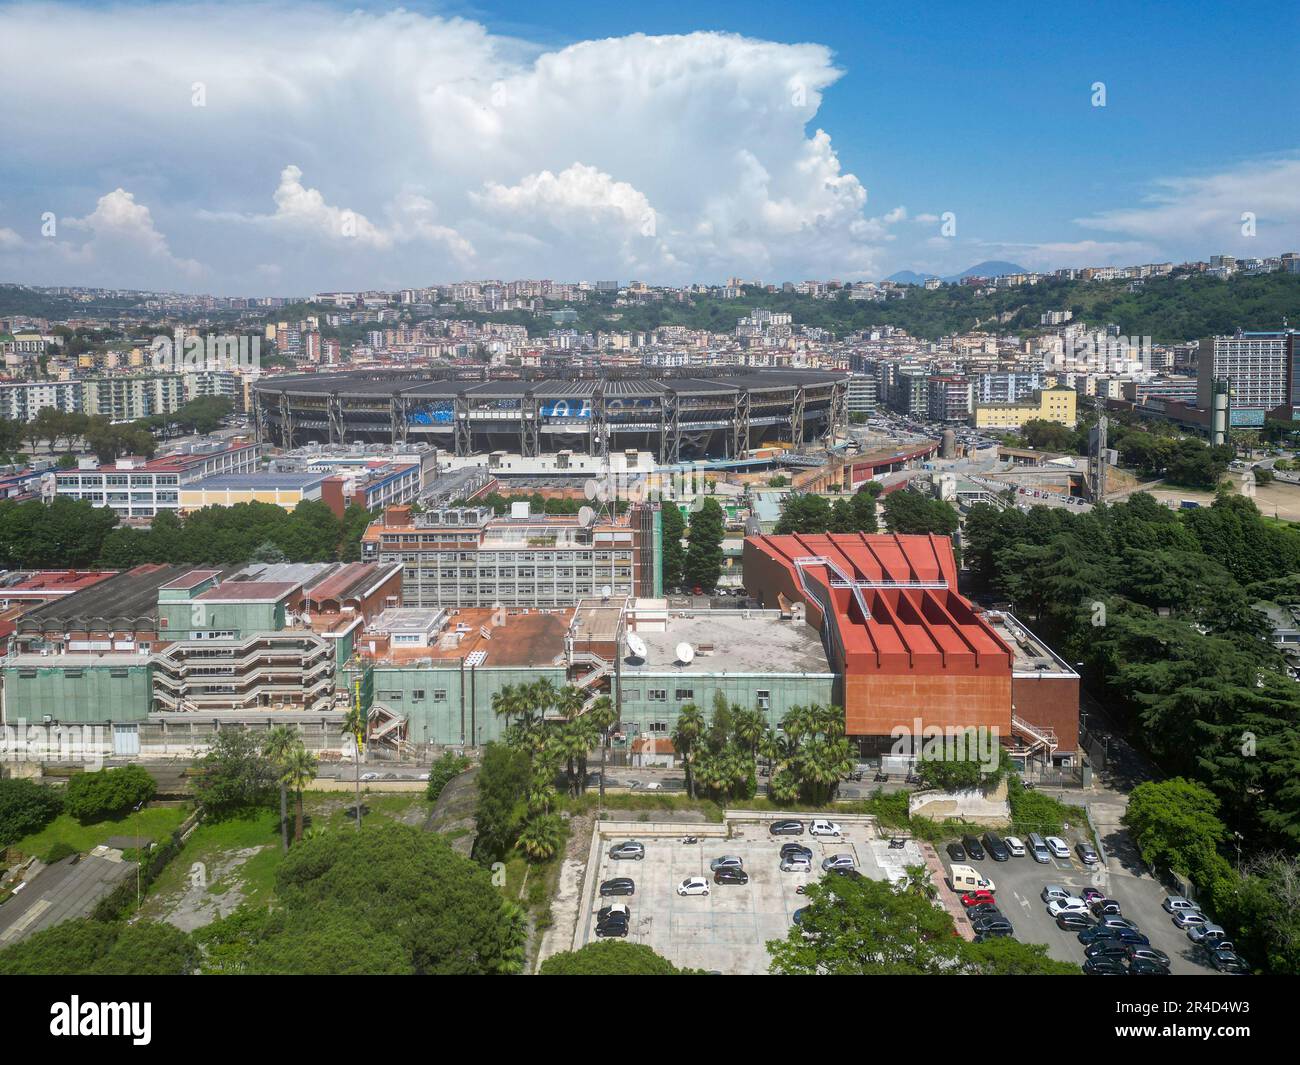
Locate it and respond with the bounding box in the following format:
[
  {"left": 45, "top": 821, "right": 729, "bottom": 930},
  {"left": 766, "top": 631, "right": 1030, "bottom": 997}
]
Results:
[{"left": 0, "top": 0, "right": 1296, "bottom": 293}]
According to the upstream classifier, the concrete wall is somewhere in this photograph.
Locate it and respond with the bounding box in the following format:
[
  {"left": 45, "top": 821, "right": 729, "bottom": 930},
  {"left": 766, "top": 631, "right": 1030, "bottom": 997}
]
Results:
[
  {"left": 2, "top": 663, "right": 151, "bottom": 724},
  {"left": 617, "top": 672, "right": 836, "bottom": 735}
]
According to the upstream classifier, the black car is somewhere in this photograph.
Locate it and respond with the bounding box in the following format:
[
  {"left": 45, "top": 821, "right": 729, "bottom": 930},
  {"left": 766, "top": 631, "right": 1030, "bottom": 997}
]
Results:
[
  {"left": 982, "top": 832, "right": 1011, "bottom": 862},
  {"left": 1090, "top": 898, "right": 1122, "bottom": 917},
  {"left": 599, "top": 878, "right": 635, "bottom": 897},
  {"left": 714, "top": 867, "right": 750, "bottom": 885},
  {"left": 961, "top": 835, "right": 986, "bottom": 861},
  {"left": 780, "top": 843, "right": 813, "bottom": 861},
  {"left": 595, "top": 918, "right": 629, "bottom": 938},
  {"left": 972, "top": 927, "right": 1014, "bottom": 941},
  {"left": 1056, "top": 913, "right": 1093, "bottom": 931},
  {"left": 966, "top": 903, "right": 1002, "bottom": 920},
  {"left": 1083, "top": 957, "right": 1127, "bottom": 975},
  {"left": 1127, "top": 946, "right": 1171, "bottom": 968},
  {"left": 971, "top": 917, "right": 1013, "bottom": 935},
  {"left": 1084, "top": 940, "right": 1131, "bottom": 960},
  {"left": 769, "top": 820, "right": 804, "bottom": 836},
  {"left": 597, "top": 904, "right": 630, "bottom": 924},
  {"left": 946, "top": 842, "right": 967, "bottom": 862},
  {"left": 1079, "top": 925, "right": 1146, "bottom": 945},
  {"left": 1208, "top": 949, "right": 1251, "bottom": 974},
  {"left": 1128, "top": 958, "right": 1170, "bottom": 975}
]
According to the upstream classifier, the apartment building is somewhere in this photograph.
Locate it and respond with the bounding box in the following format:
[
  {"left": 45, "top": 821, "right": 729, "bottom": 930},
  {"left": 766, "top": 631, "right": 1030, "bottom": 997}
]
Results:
[
  {"left": 846, "top": 373, "right": 878, "bottom": 416},
  {"left": 927, "top": 375, "right": 973, "bottom": 423},
  {"left": 972, "top": 385, "right": 1078, "bottom": 430},
  {"left": 80, "top": 374, "right": 186, "bottom": 422},
  {"left": 1195, "top": 330, "right": 1299, "bottom": 426},
  {"left": 361, "top": 500, "right": 661, "bottom": 608},
  {"left": 54, "top": 441, "right": 259, "bottom": 518},
  {"left": 0, "top": 380, "right": 82, "bottom": 422}
]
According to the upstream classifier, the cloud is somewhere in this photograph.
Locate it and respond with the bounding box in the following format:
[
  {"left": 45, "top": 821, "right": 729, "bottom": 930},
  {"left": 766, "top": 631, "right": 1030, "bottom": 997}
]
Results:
[
  {"left": 1075, "top": 156, "right": 1300, "bottom": 254},
  {"left": 0, "top": 4, "right": 885, "bottom": 291}
]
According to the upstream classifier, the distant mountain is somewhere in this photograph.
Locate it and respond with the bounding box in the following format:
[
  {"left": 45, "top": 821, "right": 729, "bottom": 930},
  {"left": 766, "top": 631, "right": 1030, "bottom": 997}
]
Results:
[{"left": 883, "top": 260, "right": 1028, "bottom": 285}]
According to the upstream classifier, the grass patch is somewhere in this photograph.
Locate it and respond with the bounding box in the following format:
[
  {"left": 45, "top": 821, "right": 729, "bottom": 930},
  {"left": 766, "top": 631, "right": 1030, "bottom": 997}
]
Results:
[
  {"left": 562, "top": 793, "right": 725, "bottom": 822},
  {"left": 10, "top": 805, "right": 189, "bottom": 862}
]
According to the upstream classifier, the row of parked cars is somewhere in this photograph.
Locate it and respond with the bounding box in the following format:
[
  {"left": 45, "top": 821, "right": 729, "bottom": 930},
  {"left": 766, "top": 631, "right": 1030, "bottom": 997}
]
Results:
[{"left": 947, "top": 831, "right": 1098, "bottom": 866}]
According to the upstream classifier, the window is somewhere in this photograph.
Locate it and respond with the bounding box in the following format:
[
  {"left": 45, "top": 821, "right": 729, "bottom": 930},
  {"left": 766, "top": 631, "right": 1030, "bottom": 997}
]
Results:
[
  {"left": 675, "top": 688, "right": 694, "bottom": 702},
  {"left": 433, "top": 689, "right": 448, "bottom": 702},
  {"left": 412, "top": 689, "right": 425, "bottom": 701},
  {"left": 649, "top": 688, "right": 667, "bottom": 702},
  {"left": 756, "top": 690, "right": 771, "bottom": 710},
  {"left": 649, "top": 722, "right": 668, "bottom": 733},
  {"left": 622, "top": 689, "right": 639, "bottom": 701}
]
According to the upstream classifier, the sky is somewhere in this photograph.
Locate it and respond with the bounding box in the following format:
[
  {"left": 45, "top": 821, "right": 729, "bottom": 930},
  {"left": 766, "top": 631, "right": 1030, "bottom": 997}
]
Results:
[{"left": 0, "top": 0, "right": 1296, "bottom": 295}]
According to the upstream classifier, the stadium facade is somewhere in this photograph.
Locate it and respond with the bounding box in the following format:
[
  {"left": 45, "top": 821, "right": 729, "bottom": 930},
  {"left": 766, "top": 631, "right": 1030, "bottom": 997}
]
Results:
[{"left": 252, "top": 368, "right": 848, "bottom": 462}]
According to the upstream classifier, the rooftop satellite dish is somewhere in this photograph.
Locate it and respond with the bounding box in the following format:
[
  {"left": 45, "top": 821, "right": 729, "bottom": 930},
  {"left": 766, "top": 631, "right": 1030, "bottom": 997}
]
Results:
[
  {"left": 626, "top": 633, "right": 647, "bottom": 659},
  {"left": 578, "top": 505, "right": 595, "bottom": 526},
  {"left": 675, "top": 642, "right": 695, "bottom": 665}
]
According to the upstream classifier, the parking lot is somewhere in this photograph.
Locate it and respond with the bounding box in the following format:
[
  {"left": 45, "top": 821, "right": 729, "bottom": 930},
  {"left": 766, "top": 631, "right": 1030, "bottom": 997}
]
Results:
[
  {"left": 578, "top": 817, "right": 924, "bottom": 974},
  {"left": 941, "top": 837, "right": 1217, "bottom": 975}
]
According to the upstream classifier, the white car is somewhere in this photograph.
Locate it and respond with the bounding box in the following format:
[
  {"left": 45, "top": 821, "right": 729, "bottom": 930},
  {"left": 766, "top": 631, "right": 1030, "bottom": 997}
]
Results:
[
  {"left": 1173, "top": 910, "right": 1208, "bottom": 929},
  {"left": 1002, "top": 835, "right": 1026, "bottom": 857},
  {"left": 810, "top": 819, "right": 843, "bottom": 837},
  {"left": 1188, "top": 923, "right": 1226, "bottom": 944},
  {"left": 780, "top": 856, "right": 812, "bottom": 873},
  {"left": 1163, "top": 895, "right": 1196, "bottom": 914},
  {"left": 360, "top": 772, "right": 379, "bottom": 781},
  {"left": 1046, "top": 897, "right": 1089, "bottom": 917},
  {"left": 1044, "top": 836, "right": 1071, "bottom": 859},
  {"left": 677, "top": 876, "right": 710, "bottom": 897}
]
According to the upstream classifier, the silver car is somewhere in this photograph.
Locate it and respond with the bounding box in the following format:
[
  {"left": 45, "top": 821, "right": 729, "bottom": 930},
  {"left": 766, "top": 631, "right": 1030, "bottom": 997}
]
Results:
[
  {"left": 821, "top": 853, "right": 856, "bottom": 871},
  {"left": 610, "top": 841, "right": 645, "bottom": 861},
  {"left": 709, "top": 855, "right": 743, "bottom": 872}
]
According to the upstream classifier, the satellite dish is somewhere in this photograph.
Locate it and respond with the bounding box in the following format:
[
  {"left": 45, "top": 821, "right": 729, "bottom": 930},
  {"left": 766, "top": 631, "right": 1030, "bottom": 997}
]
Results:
[
  {"left": 578, "top": 505, "right": 595, "bottom": 526},
  {"left": 675, "top": 642, "right": 695, "bottom": 665},
  {"left": 627, "top": 633, "right": 647, "bottom": 660}
]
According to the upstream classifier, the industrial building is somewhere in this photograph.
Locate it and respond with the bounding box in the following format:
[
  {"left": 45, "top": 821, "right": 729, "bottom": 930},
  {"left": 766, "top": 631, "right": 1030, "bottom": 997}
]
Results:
[
  {"left": 742, "top": 531, "right": 1078, "bottom": 766},
  {"left": 252, "top": 367, "right": 848, "bottom": 461}
]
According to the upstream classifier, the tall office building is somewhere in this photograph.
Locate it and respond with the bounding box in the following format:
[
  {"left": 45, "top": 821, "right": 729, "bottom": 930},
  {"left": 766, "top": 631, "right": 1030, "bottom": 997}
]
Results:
[{"left": 1196, "top": 330, "right": 1299, "bottom": 427}]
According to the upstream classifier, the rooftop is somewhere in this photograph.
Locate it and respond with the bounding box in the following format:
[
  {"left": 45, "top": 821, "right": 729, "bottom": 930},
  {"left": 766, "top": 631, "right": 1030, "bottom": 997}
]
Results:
[
  {"left": 362, "top": 607, "right": 571, "bottom": 668},
  {"left": 625, "top": 611, "right": 833, "bottom": 675},
  {"left": 187, "top": 472, "right": 329, "bottom": 491}
]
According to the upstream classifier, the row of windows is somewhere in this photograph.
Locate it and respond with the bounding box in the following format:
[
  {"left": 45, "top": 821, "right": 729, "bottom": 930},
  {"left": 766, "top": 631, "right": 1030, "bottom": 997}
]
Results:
[{"left": 621, "top": 689, "right": 772, "bottom": 709}]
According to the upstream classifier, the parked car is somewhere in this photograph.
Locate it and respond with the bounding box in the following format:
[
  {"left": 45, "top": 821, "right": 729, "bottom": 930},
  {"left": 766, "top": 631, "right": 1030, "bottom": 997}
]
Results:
[
  {"left": 1084, "top": 940, "right": 1131, "bottom": 960},
  {"left": 1173, "top": 911, "right": 1209, "bottom": 929},
  {"left": 1162, "top": 895, "right": 1197, "bottom": 914},
  {"left": 780, "top": 843, "right": 813, "bottom": 861},
  {"left": 714, "top": 867, "right": 750, "bottom": 885},
  {"left": 972, "top": 926, "right": 1014, "bottom": 941},
  {"left": 1047, "top": 897, "right": 1089, "bottom": 917},
  {"left": 1187, "top": 923, "right": 1227, "bottom": 944},
  {"left": 1127, "top": 946, "right": 1171, "bottom": 968},
  {"left": 599, "top": 878, "right": 635, "bottom": 897},
  {"left": 828, "top": 867, "right": 864, "bottom": 880},
  {"left": 1083, "top": 957, "right": 1127, "bottom": 975},
  {"left": 1080, "top": 926, "right": 1148, "bottom": 946},
  {"left": 708, "top": 855, "right": 743, "bottom": 871},
  {"left": 821, "top": 853, "right": 856, "bottom": 871},
  {"left": 1041, "top": 884, "right": 1072, "bottom": 903},
  {"left": 1076, "top": 841, "right": 1100, "bottom": 865},
  {"left": 1090, "top": 898, "right": 1122, "bottom": 917},
  {"left": 780, "top": 856, "right": 812, "bottom": 873},
  {"left": 1097, "top": 916, "right": 1140, "bottom": 932},
  {"left": 971, "top": 917, "right": 1014, "bottom": 936},
  {"left": 1045, "top": 836, "right": 1071, "bottom": 859},
  {"left": 1081, "top": 887, "right": 1107, "bottom": 904},
  {"left": 1027, "top": 833, "right": 1052, "bottom": 863},
  {"left": 676, "top": 877, "right": 710, "bottom": 897},
  {"left": 1128, "top": 958, "right": 1170, "bottom": 975},
  {"left": 961, "top": 834, "right": 986, "bottom": 861},
  {"left": 946, "top": 842, "right": 967, "bottom": 863},
  {"left": 769, "top": 820, "right": 804, "bottom": 836},
  {"left": 1207, "top": 948, "right": 1251, "bottom": 974},
  {"left": 960, "top": 890, "right": 996, "bottom": 908},
  {"left": 1002, "top": 835, "right": 1026, "bottom": 857},
  {"left": 810, "top": 819, "right": 843, "bottom": 837},
  {"left": 597, "top": 903, "right": 629, "bottom": 924},
  {"left": 594, "top": 917, "right": 629, "bottom": 938},
  {"left": 1056, "top": 913, "right": 1093, "bottom": 932},
  {"left": 609, "top": 841, "right": 645, "bottom": 861},
  {"left": 966, "top": 903, "right": 1002, "bottom": 920},
  {"left": 982, "top": 832, "right": 1011, "bottom": 862}
]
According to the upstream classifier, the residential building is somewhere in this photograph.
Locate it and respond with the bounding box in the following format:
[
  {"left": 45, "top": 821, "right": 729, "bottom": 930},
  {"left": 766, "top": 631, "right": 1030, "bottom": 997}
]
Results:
[{"left": 972, "top": 386, "right": 1078, "bottom": 431}]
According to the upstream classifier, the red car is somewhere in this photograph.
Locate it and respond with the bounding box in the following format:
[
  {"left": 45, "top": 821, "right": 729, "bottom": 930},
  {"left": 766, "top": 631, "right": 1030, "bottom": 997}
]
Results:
[{"left": 960, "top": 890, "right": 996, "bottom": 908}]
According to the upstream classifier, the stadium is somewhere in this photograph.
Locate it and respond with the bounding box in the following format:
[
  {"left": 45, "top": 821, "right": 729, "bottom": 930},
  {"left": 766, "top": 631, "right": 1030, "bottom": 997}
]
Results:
[{"left": 252, "top": 368, "right": 848, "bottom": 461}]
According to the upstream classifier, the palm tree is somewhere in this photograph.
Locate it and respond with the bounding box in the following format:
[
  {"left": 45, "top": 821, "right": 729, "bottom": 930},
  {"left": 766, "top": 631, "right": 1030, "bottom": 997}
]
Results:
[
  {"left": 341, "top": 702, "right": 367, "bottom": 830},
  {"left": 516, "top": 813, "right": 564, "bottom": 862},
  {"left": 262, "top": 725, "right": 298, "bottom": 853},
  {"left": 281, "top": 744, "right": 319, "bottom": 842},
  {"left": 671, "top": 704, "right": 706, "bottom": 799},
  {"left": 491, "top": 684, "right": 526, "bottom": 734},
  {"left": 586, "top": 695, "right": 616, "bottom": 798}
]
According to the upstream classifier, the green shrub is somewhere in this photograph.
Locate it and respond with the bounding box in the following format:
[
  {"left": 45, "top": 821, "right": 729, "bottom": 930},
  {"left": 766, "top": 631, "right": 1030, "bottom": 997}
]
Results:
[
  {"left": 41, "top": 841, "right": 78, "bottom": 864},
  {"left": 425, "top": 752, "right": 471, "bottom": 802},
  {"left": 64, "top": 765, "right": 157, "bottom": 822},
  {"left": 0, "top": 779, "right": 63, "bottom": 846}
]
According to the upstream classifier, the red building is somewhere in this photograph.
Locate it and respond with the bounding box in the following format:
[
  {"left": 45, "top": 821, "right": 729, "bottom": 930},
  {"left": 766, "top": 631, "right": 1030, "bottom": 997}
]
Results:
[{"left": 743, "top": 531, "right": 1077, "bottom": 765}]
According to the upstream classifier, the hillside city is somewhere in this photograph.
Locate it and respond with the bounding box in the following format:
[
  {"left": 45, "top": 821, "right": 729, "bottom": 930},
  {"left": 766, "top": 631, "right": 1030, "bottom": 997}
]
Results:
[
  {"left": 0, "top": 4, "right": 1296, "bottom": 1014},
  {"left": 0, "top": 254, "right": 1297, "bottom": 983}
]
